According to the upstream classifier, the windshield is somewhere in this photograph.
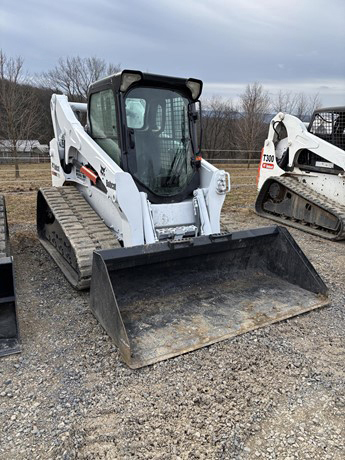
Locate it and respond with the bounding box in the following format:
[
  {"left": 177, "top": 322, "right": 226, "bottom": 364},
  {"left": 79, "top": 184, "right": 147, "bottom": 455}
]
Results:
[{"left": 125, "top": 87, "right": 196, "bottom": 197}]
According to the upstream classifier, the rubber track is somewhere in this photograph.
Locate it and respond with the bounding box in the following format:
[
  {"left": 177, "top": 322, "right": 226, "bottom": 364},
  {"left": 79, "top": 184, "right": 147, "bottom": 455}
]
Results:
[
  {"left": 0, "top": 195, "right": 9, "bottom": 258},
  {"left": 256, "top": 176, "right": 345, "bottom": 240},
  {"left": 39, "top": 187, "right": 120, "bottom": 289}
]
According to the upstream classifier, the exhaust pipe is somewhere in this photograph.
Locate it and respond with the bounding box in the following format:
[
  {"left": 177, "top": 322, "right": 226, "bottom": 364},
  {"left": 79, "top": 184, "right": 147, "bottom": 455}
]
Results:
[{"left": 90, "top": 226, "right": 328, "bottom": 368}]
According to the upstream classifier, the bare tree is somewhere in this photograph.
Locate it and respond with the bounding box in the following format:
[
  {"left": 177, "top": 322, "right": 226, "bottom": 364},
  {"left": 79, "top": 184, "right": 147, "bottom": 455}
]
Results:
[
  {"left": 0, "top": 50, "right": 41, "bottom": 178},
  {"left": 236, "top": 82, "right": 270, "bottom": 167},
  {"left": 272, "top": 90, "right": 298, "bottom": 114},
  {"left": 42, "top": 56, "right": 121, "bottom": 101},
  {"left": 202, "top": 97, "right": 239, "bottom": 159},
  {"left": 272, "top": 90, "right": 322, "bottom": 120},
  {"left": 302, "top": 93, "right": 322, "bottom": 119}
]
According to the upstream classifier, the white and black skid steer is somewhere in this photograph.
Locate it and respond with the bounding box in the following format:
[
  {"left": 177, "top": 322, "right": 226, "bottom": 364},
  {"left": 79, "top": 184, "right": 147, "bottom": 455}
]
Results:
[
  {"left": 37, "top": 70, "right": 328, "bottom": 368},
  {"left": 256, "top": 107, "right": 345, "bottom": 240}
]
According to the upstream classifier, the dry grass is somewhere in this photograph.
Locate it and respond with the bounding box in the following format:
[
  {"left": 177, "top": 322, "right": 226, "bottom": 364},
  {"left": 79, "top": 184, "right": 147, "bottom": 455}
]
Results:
[
  {"left": 221, "top": 164, "right": 258, "bottom": 210},
  {"left": 0, "top": 163, "right": 51, "bottom": 190},
  {"left": 0, "top": 163, "right": 51, "bottom": 225},
  {"left": 5, "top": 194, "right": 37, "bottom": 225},
  {"left": 0, "top": 162, "right": 258, "bottom": 224}
]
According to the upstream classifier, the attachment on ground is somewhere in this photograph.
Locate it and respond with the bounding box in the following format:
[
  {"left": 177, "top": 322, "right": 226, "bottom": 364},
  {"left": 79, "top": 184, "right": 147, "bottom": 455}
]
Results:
[
  {"left": 90, "top": 226, "right": 328, "bottom": 368},
  {"left": 0, "top": 195, "right": 20, "bottom": 357}
]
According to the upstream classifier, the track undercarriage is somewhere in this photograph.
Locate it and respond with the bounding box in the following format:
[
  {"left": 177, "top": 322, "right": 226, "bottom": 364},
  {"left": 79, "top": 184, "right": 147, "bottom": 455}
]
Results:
[
  {"left": 256, "top": 176, "right": 345, "bottom": 240},
  {"left": 37, "top": 186, "right": 120, "bottom": 290}
]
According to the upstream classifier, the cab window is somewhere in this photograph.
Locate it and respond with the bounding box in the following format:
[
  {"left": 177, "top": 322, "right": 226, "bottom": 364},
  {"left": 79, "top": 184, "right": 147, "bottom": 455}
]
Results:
[{"left": 89, "top": 89, "right": 121, "bottom": 165}]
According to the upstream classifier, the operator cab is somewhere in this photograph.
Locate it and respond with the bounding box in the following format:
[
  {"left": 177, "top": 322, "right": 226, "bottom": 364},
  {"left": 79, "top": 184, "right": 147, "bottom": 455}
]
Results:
[
  {"left": 294, "top": 107, "right": 345, "bottom": 175},
  {"left": 308, "top": 107, "right": 345, "bottom": 151},
  {"left": 88, "top": 70, "right": 203, "bottom": 203}
]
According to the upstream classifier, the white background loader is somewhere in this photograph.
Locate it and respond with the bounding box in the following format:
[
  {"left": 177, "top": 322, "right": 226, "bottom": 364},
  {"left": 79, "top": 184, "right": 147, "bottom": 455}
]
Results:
[{"left": 256, "top": 107, "right": 345, "bottom": 240}]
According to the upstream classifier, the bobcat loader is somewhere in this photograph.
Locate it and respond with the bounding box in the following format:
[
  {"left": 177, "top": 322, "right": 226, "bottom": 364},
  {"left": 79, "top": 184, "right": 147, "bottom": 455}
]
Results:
[
  {"left": 37, "top": 70, "right": 328, "bottom": 368},
  {"left": 0, "top": 195, "right": 20, "bottom": 357},
  {"left": 256, "top": 107, "right": 345, "bottom": 240}
]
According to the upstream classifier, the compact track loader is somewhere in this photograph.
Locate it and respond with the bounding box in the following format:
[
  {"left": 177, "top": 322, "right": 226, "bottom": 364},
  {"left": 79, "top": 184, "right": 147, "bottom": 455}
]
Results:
[
  {"left": 256, "top": 107, "right": 345, "bottom": 240},
  {"left": 0, "top": 195, "right": 20, "bottom": 357},
  {"left": 37, "top": 70, "right": 328, "bottom": 368}
]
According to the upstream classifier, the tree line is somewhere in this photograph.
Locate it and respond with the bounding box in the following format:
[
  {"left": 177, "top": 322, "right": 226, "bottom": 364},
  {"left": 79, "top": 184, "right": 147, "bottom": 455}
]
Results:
[
  {"left": 0, "top": 49, "right": 321, "bottom": 175},
  {"left": 202, "top": 85, "right": 321, "bottom": 161}
]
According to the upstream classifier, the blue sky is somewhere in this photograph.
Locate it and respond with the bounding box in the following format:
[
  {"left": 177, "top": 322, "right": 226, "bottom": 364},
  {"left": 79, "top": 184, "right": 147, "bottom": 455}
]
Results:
[{"left": 1, "top": 0, "right": 344, "bottom": 105}]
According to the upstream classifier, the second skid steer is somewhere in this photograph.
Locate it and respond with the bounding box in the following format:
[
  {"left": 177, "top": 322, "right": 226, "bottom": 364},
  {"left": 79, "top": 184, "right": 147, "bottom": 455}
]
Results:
[
  {"left": 37, "top": 70, "right": 328, "bottom": 367},
  {"left": 256, "top": 108, "right": 345, "bottom": 240}
]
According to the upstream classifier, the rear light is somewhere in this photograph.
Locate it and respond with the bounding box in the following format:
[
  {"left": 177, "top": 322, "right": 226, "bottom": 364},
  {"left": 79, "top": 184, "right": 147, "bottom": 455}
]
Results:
[{"left": 193, "top": 154, "right": 202, "bottom": 169}]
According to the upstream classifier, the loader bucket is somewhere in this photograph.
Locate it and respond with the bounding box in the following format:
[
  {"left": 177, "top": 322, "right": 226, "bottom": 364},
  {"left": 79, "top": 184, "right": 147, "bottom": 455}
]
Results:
[
  {"left": 0, "top": 257, "right": 20, "bottom": 357},
  {"left": 90, "top": 226, "right": 328, "bottom": 368}
]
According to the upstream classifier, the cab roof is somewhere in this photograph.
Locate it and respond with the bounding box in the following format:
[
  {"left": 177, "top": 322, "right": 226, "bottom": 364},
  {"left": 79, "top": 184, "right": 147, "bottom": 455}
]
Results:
[{"left": 88, "top": 69, "right": 203, "bottom": 101}]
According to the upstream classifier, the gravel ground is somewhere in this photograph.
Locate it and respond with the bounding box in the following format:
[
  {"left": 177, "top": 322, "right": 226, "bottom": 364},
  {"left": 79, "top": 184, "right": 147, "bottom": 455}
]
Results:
[{"left": 0, "top": 207, "right": 344, "bottom": 459}]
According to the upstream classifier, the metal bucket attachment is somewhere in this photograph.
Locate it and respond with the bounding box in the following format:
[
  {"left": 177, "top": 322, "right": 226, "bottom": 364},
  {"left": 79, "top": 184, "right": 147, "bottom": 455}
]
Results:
[
  {"left": 0, "top": 195, "right": 20, "bottom": 357},
  {"left": 90, "top": 226, "right": 328, "bottom": 368},
  {"left": 0, "top": 257, "right": 20, "bottom": 357}
]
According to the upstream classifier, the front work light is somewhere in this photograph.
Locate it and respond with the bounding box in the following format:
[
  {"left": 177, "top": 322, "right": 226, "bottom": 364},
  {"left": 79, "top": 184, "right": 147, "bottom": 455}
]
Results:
[
  {"left": 186, "top": 79, "right": 202, "bottom": 100},
  {"left": 120, "top": 71, "right": 142, "bottom": 92}
]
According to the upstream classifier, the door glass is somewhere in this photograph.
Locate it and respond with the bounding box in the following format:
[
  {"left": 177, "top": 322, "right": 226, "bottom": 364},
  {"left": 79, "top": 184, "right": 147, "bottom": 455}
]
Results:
[
  {"left": 90, "top": 89, "right": 121, "bottom": 165},
  {"left": 125, "top": 87, "right": 196, "bottom": 197}
]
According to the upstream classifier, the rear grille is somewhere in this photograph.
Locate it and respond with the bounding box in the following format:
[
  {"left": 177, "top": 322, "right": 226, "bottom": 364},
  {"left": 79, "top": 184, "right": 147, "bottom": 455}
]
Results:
[{"left": 309, "top": 111, "right": 345, "bottom": 150}]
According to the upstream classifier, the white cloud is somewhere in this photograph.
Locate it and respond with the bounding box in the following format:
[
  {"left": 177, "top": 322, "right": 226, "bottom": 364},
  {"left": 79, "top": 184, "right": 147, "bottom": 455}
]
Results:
[
  {"left": 203, "top": 79, "right": 345, "bottom": 107},
  {"left": 0, "top": 0, "right": 344, "bottom": 106}
]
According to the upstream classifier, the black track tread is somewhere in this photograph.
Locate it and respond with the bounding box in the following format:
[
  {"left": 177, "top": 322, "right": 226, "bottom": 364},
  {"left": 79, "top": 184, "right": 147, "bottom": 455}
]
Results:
[
  {"left": 39, "top": 186, "right": 120, "bottom": 289},
  {"left": 256, "top": 176, "right": 345, "bottom": 240}
]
